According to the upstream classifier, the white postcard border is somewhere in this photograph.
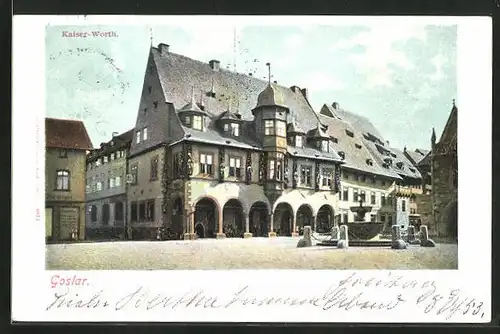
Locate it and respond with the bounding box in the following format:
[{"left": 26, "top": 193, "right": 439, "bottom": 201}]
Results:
[{"left": 11, "top": 16, "right": 492, "bottom": 323}]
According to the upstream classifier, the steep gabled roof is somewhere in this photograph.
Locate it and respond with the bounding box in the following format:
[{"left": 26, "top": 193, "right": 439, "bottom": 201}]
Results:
[
  {"left": 328, "top": 104, "right": 385, "bottom": 143},
  {"left": 321, "top": 103, "right": 421, "bottom": 180},
  {"left": 151, "top": 46, "right": 322, "bottom": 145},
  {"left": 45, "top": 117, "right": 93, "bottom": 150},
  {"left": 417, "top": 150, "right": 432, "bottom": 167},
  {"left": 318, "top": 114, "right": 400, "bottom": 179},
  {"left": 405, "top": 148, "right": 430, "bottom": 166},
  {"left": 150, "top": 46, "right": 342, "bottom": 161}
]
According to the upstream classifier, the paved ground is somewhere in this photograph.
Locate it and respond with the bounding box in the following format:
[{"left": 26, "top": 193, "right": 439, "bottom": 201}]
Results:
[{"left": 46, "top": 237, "right": 458, "bottom": 270}]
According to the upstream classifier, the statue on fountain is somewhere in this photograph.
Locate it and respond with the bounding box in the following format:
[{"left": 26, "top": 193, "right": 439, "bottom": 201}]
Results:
[{"left": 350, "top": 198, "right": 372, "bottom": 222}]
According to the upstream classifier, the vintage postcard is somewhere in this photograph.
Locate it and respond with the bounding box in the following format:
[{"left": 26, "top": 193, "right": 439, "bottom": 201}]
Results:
[{"left": 12, "top": 16, "right": 491, "bottom": 323}]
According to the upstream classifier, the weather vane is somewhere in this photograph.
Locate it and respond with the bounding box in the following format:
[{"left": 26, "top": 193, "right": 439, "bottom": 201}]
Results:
[{"left": 266, "top": 62, "right": 271, "bottom": 85}]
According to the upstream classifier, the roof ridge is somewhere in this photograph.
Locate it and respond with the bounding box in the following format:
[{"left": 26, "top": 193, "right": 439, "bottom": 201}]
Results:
[{"left": 151, "top": 46, "right": 296, "bottom": 93}]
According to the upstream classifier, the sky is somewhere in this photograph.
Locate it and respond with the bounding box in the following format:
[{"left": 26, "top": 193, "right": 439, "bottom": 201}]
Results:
[{"left": 46, "top": 21, "right": 456, "bottom": 151}]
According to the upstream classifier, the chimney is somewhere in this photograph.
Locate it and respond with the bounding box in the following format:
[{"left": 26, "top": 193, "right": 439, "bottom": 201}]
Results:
[
  {"left": 209, "top": 60, "right": 220, "bottom": 71},
  {"left": 332, "top": 102, "right": 339, "bottom": 109},
  {"left": 300, "top": 88, "right": 309, "bottom": 100},
  {"left": 158, "top": 43, "right": 170, "bottom": 56}
]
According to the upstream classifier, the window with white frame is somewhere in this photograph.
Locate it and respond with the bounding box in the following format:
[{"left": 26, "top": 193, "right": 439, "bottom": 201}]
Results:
[
  {"left": 223, "top": 123, "right": 229, "bottom": 132},
  {"left": 193, "top": 116, "right": 203, "bottom": 130},
  {"left": 268, "top": 159, "right": 275, "bottom": 179},
  {"left": 143, "top": 127, "right": 148, "bottom": 141},
  {"left": 300, "top": 166, "right": 312, "bottom": 186},
  {"left": 229, "top": 157, "right": 242, "bottom": 178},
  {"left": 231, "top": 123, "right": 240, "bottom": 136},
  {"left": 56, "top": 170, "right": 70, "bottom": 190},
  {"left": 295, "top": 135, "right": 302, "bottom": 147},
  {"left": 322, "top": 168, "right": 333, "bottom": 187},
  {"left": 199, "top": 153, "right": 213, "bottom": 175},
  {"left": 321, "top": 140, "right": 329, "bottom": 152},
  {"left": 103, "top": 156, "right": 108, "bottom": 164},
  {"left": 136, "top": 130, "right": 141, "bottom": 144},
  {"left": 264, "top": 120, "right": 275, "bottom": 135},
  {"left": 276, "top": 120, "right": 286, "bottom": 137}
]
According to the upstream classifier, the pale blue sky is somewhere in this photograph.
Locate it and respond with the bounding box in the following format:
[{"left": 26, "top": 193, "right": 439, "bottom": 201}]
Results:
[{"left": 46, "top": 23, "right": 456, "bottom": 150}]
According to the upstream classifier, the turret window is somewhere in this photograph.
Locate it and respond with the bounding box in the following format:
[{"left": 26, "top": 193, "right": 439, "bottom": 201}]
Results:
[
  {"left": 185, "top": 116, "right": 191, "bottom": 125},
  {"left": 264, "top": 120, "right": 286, "bottom": 136},
  {"left": 276, "top": 121, "right": 286, "bottom": 137},
  {"left": 264, "top": 120, "right": 275, "bottom": 135}
]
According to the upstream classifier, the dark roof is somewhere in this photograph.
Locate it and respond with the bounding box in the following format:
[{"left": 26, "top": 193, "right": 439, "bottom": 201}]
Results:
[
  {"left": 87, "top": 129, "right": 133, "bottom": 161},
  {"left": 254, "top": 84, "right": 288, "bottom": 109},
  {"left": 45, "top": 118, "right": 93, "bottom": 150},
  {"left": 287, "top": 119, "right": 305, "bottom": 134},
  {"left": 151, "top": 46, "right": 337, "bottom": 160},
  {"left": 405, "top": 148, "right": 429, "bottom": 165},
  {"left": 417, "top": 151, "right": 432, "bottom": 167},
  {"left": 331, "top": 105, "right": 385, "bottom": 143},
  {"left": 321, "top": 104, "right": 421, "bottom": 180},
  {"left": 318, "top": 113, "right": 400, "bottom": 179}
]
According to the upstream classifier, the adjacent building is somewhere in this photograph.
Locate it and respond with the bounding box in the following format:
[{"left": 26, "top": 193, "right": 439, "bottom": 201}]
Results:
[
  {"left": 430, "top": 101, "right": 458, "bottom": 238},
  {"left": 45, "top": 118, "right": 93, "bottom": 242},
  {"left": 85, "top": 130, "right": 133, "bottom": 239},
  {"left": 126, "top": 43, "right": 344, "bottom": 240},
  {"left": 319, "top": 102, "right": 423, "bottom": 232}
]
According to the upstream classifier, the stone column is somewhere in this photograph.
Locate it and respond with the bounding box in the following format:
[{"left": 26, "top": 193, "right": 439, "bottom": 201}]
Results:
[
  {"left": 312, "top": 215, "right": 317, "bottom": 232},
  {"left": 216, "top": 206, "right": 226, "bottom": 239},
  {"left": 337, "top": 225, "right": 348, "bottom": 249},
  {"left": 190, "top": 209, "right": 195, "bottom": 239},
  {"left": 243, "top": 212, "right": 252, "bottom": 239},
  {"left": 420, "top": 225, "right": 435, "bottom": 247},
  {"left": 391, "top": 225, "right": 407, "bottom": 249},
  {"left": 291, "top": 215, "right": 298, "bottom": 237},
  {"left": 268, "top": 213, "right": 276, "bottom": 238}
]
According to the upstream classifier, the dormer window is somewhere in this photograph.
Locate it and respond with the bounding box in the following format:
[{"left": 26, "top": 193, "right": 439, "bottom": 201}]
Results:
[
  {"left": 295, "top": 135, "right": 303, "bottom": 148},
  {"left": 355, "top": 143, "right": 362, "bottom": 149},
  {"left": 366, "top": 159, "right": 373, "bottom": 166},
  {"left": 185, "top": 116, "right": 191, "bottom": 126},
  {"left": 321, "top": 140, "right": 329, "bottom": 152},
  {"left": 231, "top": 123, "right": 240, "bottom": 136},
  {"left": 223, "top": 123, "right": 240, "bottom": 136},
  {"left": 338, "top": 151, "right": 346, "bottom": 160},
  {"left": 396, "top": 161, "right": 404, "bottom": 169},
  {"left": 345, "top": 130, "right": 354, "bottom": 137},
  {"left": 330, "top": 136, "right": 338, "bottom": 143},
  {"left": 192, "top": 116, "right": 203, "bottom": 130}
]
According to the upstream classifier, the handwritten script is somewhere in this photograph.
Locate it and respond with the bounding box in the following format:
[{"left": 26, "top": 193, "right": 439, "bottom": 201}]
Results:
[{"left": 45, "top": 272, "right": 485, "bottom": 321}]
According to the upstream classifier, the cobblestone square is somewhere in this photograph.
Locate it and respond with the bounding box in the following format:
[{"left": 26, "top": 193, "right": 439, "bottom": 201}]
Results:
[{"left": 46, "top": 237, "right": 458, "bottom": 270}]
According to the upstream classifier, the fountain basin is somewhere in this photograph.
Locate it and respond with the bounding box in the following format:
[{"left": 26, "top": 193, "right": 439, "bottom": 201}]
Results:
[{"left": 346, "top": 222, "right": 385, "bottom": 240}]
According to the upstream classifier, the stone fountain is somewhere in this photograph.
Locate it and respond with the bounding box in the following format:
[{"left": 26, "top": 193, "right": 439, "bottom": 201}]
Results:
[
  {"left": 317, "top": 198, "right": 387, "bottom": 247},
  {"left": 346, "top": 199, "right": 385, "bottom": 240}
]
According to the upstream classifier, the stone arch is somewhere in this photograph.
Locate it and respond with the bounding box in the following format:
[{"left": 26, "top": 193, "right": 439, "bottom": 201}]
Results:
[
  {"left": 296, "top": 204, "right": 314, "bottom": 235},
  {"left": 274, "top": 202, "right": 294, "bottom": 236},
  {"left": 249, "top": 201, "right": 269, "bottom": 237},
  {"left": 222, "top": 198, "right": 245, "bottom": 238},
  {"left": 193, "top": 196, "right": 220, "bottom": 239},
  {"left": 317, "top": 204, "right": 335, "bottom": 233},
  {"left": 443, "top": 200, "right": 458, "bottom": 239}
]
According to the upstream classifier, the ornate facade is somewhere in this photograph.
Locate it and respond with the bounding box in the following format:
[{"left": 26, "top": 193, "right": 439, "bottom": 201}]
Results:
[{"left": 430, "top": 102, "right": 458, "bottom": 238}]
